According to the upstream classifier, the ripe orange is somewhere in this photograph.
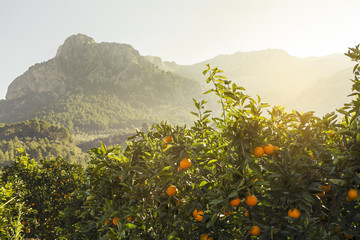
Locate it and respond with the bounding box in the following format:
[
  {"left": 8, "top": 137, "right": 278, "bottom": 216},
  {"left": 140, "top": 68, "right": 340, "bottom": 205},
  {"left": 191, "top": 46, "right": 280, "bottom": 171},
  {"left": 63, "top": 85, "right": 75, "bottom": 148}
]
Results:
[
  {"left": 113, "top": 217, "right": 119, "bottom": 226},
  {"left": 104, "top": 218, "right": 109, "bottom": 225},
  {"left": 164, "top": 136, "right": 172, "bottom": 143},
  {"left": 263, "top": 144, "right": 275, "bottom": 155},
  {"left": 320, "top": 185, "right": 331, "bottom": 192},
  {"left": 200, "top": 233, "right": 214, "bottom": 240},
  {"left": 167, "top": 185, "right": 178, "bottom": 196},
  {"left": 253, "top": 147, "right": 264, "bottom": 158},
  {"left": 21, "top": 221, "right": 26, "bottom": 225},
  {"left": 229, "top": 197, "right": 241, "bottom": 207},
  {"left": 288, "top": 208, "right": 301, "bottom": 219},
  {"left": 315, "top": 191, "right": 325, "bottom": 197},
  {"left": 26, "top": 229, "right": 30, "bottom": 234},
  {"left": 193, "top": 208, "right": 199, "bottom": 217},
  {"left": 196, "top": 210, "right": 204, "bottom": 221},
  {"left": 249, "top": 225, "right": 261, "bottom": 236},
  {"left": 273, "top": 145, "right": 280, "bottom": 151},
  {"left": 180, "top": 158, "right": 191, "bottom": 169},
  {"left": 246, "top": 195, "right": 258, "bottom": 206},
  {"left": 245, "top": 210, "right": 249, "bottom": 217},
  {"left": 253, "top": 178, "right": 258, "bottom": 182},
  {"left": 348, "top": 189, "right": 358, "bottom": 200}
]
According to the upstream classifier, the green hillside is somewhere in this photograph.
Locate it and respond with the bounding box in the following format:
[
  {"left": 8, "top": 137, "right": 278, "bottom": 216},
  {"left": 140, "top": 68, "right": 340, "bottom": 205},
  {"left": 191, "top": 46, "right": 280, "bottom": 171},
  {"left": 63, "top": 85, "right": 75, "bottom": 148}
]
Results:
[{"left": 0, "top": 119, "right": 86, "bottom": 166}]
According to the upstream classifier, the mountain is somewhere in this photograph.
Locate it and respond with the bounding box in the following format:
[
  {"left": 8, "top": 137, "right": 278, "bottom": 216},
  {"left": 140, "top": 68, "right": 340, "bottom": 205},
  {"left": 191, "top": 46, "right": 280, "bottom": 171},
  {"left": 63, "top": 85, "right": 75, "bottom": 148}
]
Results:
[
  {"left": 146, "top": 49, "right": 354, "bottom": 115},
  {"left": 0, "top": 34, "right": 203, "bottom": 133},
  {"left": 0, "top": 119, "right": 86, "bottom": 166},
  {"left": 292, "top": 67, "right": 354, "bottom": 114}
]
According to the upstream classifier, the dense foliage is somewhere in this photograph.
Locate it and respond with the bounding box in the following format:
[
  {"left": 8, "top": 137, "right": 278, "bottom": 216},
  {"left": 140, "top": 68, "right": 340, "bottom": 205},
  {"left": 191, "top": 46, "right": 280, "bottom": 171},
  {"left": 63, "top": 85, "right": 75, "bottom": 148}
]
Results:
[
  {"left": 35, "top": 93, "right": 193, "bottom": 133},
  {"left": 0, "top": 45, "right": 359, "bottom": 239},
  {"left": 0, "top": 119, "right": 86, "bottom": 166}
]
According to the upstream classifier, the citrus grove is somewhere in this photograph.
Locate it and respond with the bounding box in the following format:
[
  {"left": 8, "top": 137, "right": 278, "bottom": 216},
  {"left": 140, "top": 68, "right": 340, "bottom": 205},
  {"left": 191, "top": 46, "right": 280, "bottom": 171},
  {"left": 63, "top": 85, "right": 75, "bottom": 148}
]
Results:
[{"left": 0, "top": 45, "right": 359, "bottom": 239}]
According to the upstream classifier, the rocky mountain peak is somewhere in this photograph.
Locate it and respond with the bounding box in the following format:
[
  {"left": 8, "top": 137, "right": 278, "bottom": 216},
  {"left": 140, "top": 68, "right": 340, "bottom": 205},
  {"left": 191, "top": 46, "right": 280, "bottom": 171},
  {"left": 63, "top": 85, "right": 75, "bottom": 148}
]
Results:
[{"left": 56, "top": 33, "right": 95, "bottom": 59}]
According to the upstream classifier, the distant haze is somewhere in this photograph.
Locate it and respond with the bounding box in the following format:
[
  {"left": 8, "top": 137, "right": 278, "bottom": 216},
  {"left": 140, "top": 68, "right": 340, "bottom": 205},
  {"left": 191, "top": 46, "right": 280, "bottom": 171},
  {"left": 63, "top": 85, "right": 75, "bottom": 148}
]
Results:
[{"left": 1, "top": 0, "right": 360, "bottom": 100}]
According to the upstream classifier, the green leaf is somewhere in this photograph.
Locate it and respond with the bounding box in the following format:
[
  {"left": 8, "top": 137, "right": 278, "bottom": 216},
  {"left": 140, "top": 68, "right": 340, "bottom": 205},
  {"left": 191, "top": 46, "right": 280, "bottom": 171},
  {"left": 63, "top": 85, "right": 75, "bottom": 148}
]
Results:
[
  {"left": 206, "top": 214, "right": 218, "bottom": 228},
  {"left": 260, "top": 199, "right": 272, "bottom": 207},
  {"left": 210, "top": 199, "right": 225, "bottom": 205},
  {"left": 199, "top": 181, "right": 208, "bottom": 187},
  {"left": 125, "top": 223, "right": 137, "bottom": 229},
  {"left": 208, "top": 159, "right": 218, "bottom": 164},
  {"left": 228, "top": 190, "right": 238, "bottom": 198},
  {"left": 329, "top": 179, "right": 347, "bottom": 186}
]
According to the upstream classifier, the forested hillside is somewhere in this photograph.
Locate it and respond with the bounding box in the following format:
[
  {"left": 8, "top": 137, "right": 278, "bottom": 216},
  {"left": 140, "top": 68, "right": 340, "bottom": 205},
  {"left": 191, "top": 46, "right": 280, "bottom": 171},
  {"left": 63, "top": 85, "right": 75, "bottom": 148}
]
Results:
[
  {"left": 0, "top": 119, "right": 86, "bottom": 166},
  {"left": 0, "top": 34, "right": 202, "bottom": 134}
]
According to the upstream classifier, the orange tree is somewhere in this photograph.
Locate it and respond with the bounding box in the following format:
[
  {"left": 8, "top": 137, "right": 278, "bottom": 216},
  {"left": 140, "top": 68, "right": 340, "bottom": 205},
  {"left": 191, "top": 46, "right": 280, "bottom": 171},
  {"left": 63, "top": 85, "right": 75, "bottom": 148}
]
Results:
[
  {"left": 0, "top": 177, "right": 26, "bottom": 239},
  {"left": 77, "top": 46, "right": 359, "bottom": 240},
  {"left": 0, "top": 150, "right": 86, "bottom": 239}
]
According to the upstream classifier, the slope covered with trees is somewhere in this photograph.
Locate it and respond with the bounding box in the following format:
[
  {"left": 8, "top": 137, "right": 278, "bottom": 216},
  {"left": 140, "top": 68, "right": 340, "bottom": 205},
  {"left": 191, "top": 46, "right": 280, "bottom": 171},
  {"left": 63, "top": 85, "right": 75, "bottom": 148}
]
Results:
[{"left": 0, "top": 119, "right": 86, "bottom": 166}]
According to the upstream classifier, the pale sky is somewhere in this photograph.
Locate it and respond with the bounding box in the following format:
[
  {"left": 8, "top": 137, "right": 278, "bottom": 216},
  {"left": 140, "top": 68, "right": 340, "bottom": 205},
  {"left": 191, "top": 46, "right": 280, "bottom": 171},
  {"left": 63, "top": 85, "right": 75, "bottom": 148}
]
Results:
[{"left": 1, "top": 0, "right": 359, "bottom": 100}]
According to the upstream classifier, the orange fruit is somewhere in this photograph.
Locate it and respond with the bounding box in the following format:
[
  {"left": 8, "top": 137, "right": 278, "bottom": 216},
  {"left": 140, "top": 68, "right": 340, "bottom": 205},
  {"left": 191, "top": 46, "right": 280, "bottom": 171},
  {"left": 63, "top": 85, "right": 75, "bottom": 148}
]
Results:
[
  {"left": 348, "top": 189, "right": 358, "bottom": 200},
  {"left": 104, "top": 218, "right": 109, "bottom": 225},
  {"left": 21, "top": 221, "right": 26, "bottom": 225},
  {"left": 263, "top": 144, "right": 275, "bottom": 155},
  {"left": 196, "top": 210, "right": 204, "bottom": 221},
  {"left": 315, "top": 191, "right": 325, "bottom": 197},
  {"left": 229, "top": 197, "right": 241, "bottom": 207},
  {"left": 246, "top": 195, "right": 258, "bottom": 206},
  {"left": 329, "top": 133, "right": 334, "bottom": 138},
  {"left": 253, "top": 178, "right": 258, "bottom": 182},
  {"left": 193, "top": 208, "right": 202, "bottom": 217},
  {"left": 288, "top": 208, "right": 301, "bottom": 219},
  {"left": 273, "top": 145, "right": 280, "bottom": 151},
  {"left": 177, "top": 166, "right": 182, "bottom": 172},
  {"left": 164, "top": 136, "right": 172, "bottom": 143},
  {"left": 249, "top": 225, "right": 261, "bottom": 236},
  {"left": 253, "top": 147, "right": 264, "bottom": 158},
  {"left": 167, "top": 185, "right": 178, "bottom": 196},
  {"left": 180, "top": 158, "right": 191, "bottom": 169},
  {"left": 26, "top": 229, "right": 30, "bottom": 234},
  {"left": 127, "top": 216, "right": 133, "bottom": 222},
  {"left": 200, "top": 233, "right": 213, "bottom": 240},
  {"left": 245, "top": 210, "right": 249, "bottom": 217},
  {"left": 113, "top": 217, "right": 119, "bottom": 226},
  {"left": 320, "top": 185, "right": 331, "bottom": 192},
  {"left": 346, "top": 196, "right": 352, "bottom": 202}
]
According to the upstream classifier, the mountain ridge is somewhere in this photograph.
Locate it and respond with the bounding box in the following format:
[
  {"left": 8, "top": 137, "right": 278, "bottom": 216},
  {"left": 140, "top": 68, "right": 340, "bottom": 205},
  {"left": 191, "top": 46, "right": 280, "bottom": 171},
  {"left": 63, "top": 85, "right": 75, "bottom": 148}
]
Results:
[{"left": 0, "top": 34, "right": 202, "bottom": 133}]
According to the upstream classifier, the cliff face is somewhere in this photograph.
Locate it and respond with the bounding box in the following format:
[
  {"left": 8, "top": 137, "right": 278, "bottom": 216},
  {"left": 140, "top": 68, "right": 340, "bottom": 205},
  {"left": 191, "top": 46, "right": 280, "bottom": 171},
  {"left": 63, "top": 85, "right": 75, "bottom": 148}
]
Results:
[{"left": 5, "top": 34, "right": 148, "bottom": 100}]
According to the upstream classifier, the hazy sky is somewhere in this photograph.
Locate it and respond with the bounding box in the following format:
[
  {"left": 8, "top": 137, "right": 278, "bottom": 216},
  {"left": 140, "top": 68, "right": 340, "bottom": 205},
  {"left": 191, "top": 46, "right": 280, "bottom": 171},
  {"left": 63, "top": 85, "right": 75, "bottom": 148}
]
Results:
[{"left": 1, "top": 0, "right": 359, "bottom": 100}]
